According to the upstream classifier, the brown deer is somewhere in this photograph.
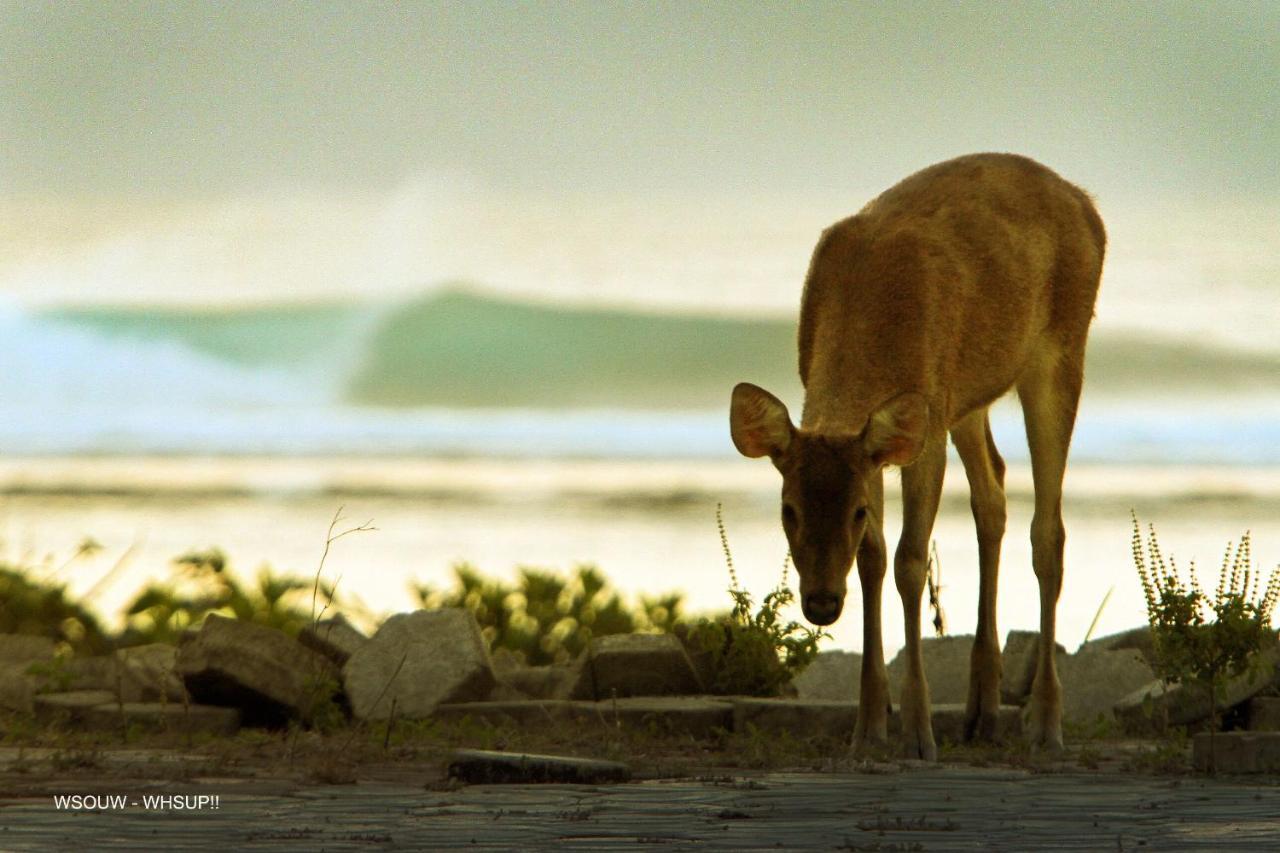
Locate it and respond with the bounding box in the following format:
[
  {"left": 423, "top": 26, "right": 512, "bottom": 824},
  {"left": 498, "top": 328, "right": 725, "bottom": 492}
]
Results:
[{"left": 729, "top": 153, "right": 1104, "bottom": 758}]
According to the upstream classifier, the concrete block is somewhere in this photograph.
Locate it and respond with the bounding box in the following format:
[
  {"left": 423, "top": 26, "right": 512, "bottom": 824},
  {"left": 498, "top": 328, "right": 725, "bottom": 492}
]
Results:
[
  {"left": 1193, "top": 731, "right": 1280, "bottom": 773},
  {"left": 566, "top": 633, "right": 702, "bottom": 701},
  {"left": 299, "top": 614, "right": 369, "bottom": 666},
  {"left": 1246, "top": 696, "right": 1280, "bottom": 731},
  {"left": 731, "top": 697, "right": 857, "bottom": 739},
  {"left": 32, "top": 690, "right": 118, "bottom": 726},
  {"left": 888, "top": 635, "right": 975, "bottom": 705},
  {"left": 177, "top": 614, "right": 338, "bottom": 726},
  {"left": 792, "top": 651, "right": 862, "bottom": 702},
  {"left": 448, "top": 749, "right": 630, "bottom": 784},
  {"left": 80, "top": 702, "right": 241, "bottom": 735},
  {"left": 343, "top": 609, "right": 495, "bottom": 721}
]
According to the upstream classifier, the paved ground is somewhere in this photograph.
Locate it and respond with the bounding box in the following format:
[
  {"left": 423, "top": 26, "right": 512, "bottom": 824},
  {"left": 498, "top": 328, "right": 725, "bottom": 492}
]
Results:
[{"left": 2, "top": 765, "right": 1279, "bottom": 851}]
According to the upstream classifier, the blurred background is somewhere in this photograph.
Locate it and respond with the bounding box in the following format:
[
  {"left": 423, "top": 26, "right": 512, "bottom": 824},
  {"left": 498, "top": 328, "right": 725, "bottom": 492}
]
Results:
[{"left": 2, "top": 1, "right": 1278, "bottom": 654}]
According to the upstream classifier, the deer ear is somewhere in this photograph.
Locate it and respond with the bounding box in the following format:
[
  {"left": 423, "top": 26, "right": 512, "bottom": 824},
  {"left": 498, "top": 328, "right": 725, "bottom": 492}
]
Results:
[
  {"left": 864, "top": 392, "right": 928, "bottom": 467},
  {"left": 730, "top": 383, "right": 794, "bottom": 459}
]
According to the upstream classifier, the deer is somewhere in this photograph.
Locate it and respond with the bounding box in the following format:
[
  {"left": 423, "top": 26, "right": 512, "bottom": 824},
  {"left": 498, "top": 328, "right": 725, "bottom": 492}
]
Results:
[{"left": 729, "top": 153, "right": 1104, "bottom": 759}]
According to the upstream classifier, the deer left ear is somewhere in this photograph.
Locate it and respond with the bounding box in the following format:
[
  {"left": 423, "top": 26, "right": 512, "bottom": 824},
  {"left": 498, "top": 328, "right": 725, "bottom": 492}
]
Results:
[{"left": 864, "top": 392, "right": 928, "bottom": 467}]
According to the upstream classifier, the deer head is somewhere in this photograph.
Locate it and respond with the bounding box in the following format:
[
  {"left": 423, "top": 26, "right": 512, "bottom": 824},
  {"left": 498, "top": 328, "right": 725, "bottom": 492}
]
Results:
[{"left": 729, "top": 382, "right": 928, "bottom": 625}]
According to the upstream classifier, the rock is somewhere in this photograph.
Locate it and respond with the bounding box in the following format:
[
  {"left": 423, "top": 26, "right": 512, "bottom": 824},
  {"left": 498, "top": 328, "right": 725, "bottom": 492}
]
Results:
[
  {"left": 62, "top": 656, "right": 120, "bottom": 693},
  {"left": 1079, "top": 626, "right": 1155, "bottom": 666},
  {"left": 116, "top": 644, "right": 185, "bottom": 702},
  {"left": 793, "top": 651, "right": 862, "bottom": 702},
  {"left": 887, "top": 635, "right": 975, "bottom": 705},
  {"left": 732, "top": 698, "right": 857, "bottom": 739},
  {"left": 81, "top": 702, "right": 241, "bottom": 735},
  {"left": 299, "top": 614, "right": 369, "bottom": 665},
  {"left": 565, "top": 633, "right": 702, "bottom": 701},
  {"left": 928, "top": 703, "right": 1022, "bottom": 744},
  {"left": 565, "top": 697, "right": 733, "bottom": 737},
  {"left": 1000, "top": 631, "right": 1067, "bottom": 706},
  {"left": 489, "top": 648, "right": 573, "bottom": 700},
  {"left": 1246, "top": 696, "right": 1280, "bottom": 732},
  {"left": 1193, "top": 731, "right": 1280, "bottom": 773},
  {"left": 1060, "top": 645, "right": 1155, "bottom": 725},
  {"left": 1114, "top": 641, "right": 1280, "bottom": 734},
  {"left": 447, "top": 749, "right": 631, "bottom": 784},
  {"left": 342, "top": 609, "right": 495, "bottom": 721},
  {"left": 0, "top": 634, "right": 56, "bottom": 667},
  {"left": 33, "top": 690, "right": 118, "bottom": 726},
  {"left": 176, "top": 614, "right": 339, "bottom": 726},
  {"left": 0, "top": 663, "right": 38, "bottom": 713}
]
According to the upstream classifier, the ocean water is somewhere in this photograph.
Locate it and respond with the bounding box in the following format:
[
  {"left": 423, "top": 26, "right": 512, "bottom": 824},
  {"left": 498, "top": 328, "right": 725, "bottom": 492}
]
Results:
[{"left": 1, "top": 189, "right": 1278, "bottom": 656}]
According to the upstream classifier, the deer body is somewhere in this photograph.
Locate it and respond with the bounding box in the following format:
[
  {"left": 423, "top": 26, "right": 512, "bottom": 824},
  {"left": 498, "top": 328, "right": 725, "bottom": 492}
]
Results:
[{"left": 730, "top": 153, "right": 1104, "bottom": 757}]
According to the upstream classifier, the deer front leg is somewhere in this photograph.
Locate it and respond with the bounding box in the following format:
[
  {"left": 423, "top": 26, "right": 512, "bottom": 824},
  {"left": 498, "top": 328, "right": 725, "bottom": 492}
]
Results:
[
  {"left": 852, "top": 472, "right": 890, "bottom": 755},
  {"left": 895, "top": 440, "right": 946, "bottom": 761}
]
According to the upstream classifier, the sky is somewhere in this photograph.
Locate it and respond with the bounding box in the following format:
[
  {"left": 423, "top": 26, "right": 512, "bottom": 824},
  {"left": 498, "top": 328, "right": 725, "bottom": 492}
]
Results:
[{"left": 1, "top": 1, "right": 1278, "bottom": 308}]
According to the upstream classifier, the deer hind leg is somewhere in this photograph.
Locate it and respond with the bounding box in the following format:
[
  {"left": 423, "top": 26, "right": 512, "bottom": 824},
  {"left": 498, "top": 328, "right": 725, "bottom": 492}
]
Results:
[
  {"left": 1017, "top": 351, "right": 1084, "bottom": 753},
  {"left": 950, "top": 409, "right": 1007, "bottom": 742},
  {"left": 895, "top": 436, "right": 947, "bottom": 761},
  {"left": 852, "top": 469, "right": 890, "bottom": 755}
]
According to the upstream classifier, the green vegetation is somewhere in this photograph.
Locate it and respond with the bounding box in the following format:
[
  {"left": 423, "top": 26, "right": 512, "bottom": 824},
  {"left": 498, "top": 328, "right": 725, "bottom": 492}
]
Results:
[
  {"left": 1132, "top": 512, "right": 1280, "bottom": 772},
  {"left": 411, "top": 564, "right": 681, "bottom": 666}
]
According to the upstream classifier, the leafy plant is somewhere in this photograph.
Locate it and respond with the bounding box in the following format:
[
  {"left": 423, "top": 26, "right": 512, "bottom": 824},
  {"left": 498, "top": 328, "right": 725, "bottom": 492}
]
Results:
[
  {"left": 1132, "top": 512, "right": 1280, "bottom": 772},
  {"left": 683, "top": 506, "right": 828, "bottom": 696},
  {"left": 413, "top": 563, "right": 682, "bottom": 666},
  {"left": 0, "top": 566, "right": 109, "bottom": 654}
]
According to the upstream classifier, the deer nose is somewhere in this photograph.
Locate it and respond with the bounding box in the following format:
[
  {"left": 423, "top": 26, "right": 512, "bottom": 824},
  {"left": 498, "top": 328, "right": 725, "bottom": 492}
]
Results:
[{"left": 803, "top": 592, "right": 843, "bottom": 626}]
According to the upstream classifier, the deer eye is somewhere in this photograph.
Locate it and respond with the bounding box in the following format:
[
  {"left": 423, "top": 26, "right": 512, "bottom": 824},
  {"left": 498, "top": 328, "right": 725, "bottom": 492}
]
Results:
[
  {"left": 782, "top": 503, "right": 798, "bottom": 527},
  {"left": 853, "top": 506, "right": 868, "bottom": 524}
]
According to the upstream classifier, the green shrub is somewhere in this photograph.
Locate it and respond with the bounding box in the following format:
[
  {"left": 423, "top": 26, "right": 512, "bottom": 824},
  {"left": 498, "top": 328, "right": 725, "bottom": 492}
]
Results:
[
  {"left": 1132, "top": 512, "right": 1280, "bottom": 771},
  {"left": 0, "top": 566, "right": 109, "bottom": 654}
]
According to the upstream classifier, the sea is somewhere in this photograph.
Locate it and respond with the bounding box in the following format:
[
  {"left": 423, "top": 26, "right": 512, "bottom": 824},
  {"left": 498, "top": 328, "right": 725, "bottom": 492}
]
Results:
[{"left": 2, "top": 189, "right": 1278, "bottom": 657}]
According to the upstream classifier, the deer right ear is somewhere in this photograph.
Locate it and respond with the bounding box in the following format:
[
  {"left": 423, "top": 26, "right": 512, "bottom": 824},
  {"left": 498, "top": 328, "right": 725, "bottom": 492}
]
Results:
[{"left": 730, "top": 383, "right": 794, "bottom": 458}]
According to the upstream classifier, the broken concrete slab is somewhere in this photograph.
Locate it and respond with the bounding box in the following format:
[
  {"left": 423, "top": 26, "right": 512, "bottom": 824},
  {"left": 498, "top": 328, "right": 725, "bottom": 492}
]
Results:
[
  {"left": 565, "top": 633, "right": 702, "bottom": 701},
  {"left": 116, "top": 644, "right": 185, "bottom": 702},
  {"left": 793, "top": 651, "right": 862, "bottom": 702},
  {"left": 731, "top": 697, "right": 857, "bottom": 739},
  {"left": 299, "top": 614, "right": 369, "bottom": 666},
  {"left": 1000, "top": 631, "right": 1067, "bottom": 706},
  {"left": 0, "top": 635, "right": 56, "bottom": 676},
  {"left": 447, "top": 748, "right": 631, "bottom": 784},
  {"left": 80, "top": 702, "right": 241, "bottom": 736},
  {"left": 433, "top": 700, "right": 574, "bottom": 727},
  {"left": 1060, "top": 645, "right": 1155, "bottom": 725},
  {"left": 1114, "top": 641, "right": 1280, "bottom": 734},
  {"left": 1246, "top": 696, "right": 1280, "bottom": 731},
  {"left": 887, "top": 635, "right": 975, "bottom": 705},
  {"left": 1193, "top": 731, "right": 1280, "bottom": 773},
  {"left": 342, "top": 608, "right": 495, "bottom": 721},
  {"left": 1079, "top": 626, "right": 1155, "bottom": 665},
  {"left": 0, "top": 664, "right": 38, "bottom": 713},
  {"left": 176, "top": 614, "right": 339, "bottom": 727},
  {"left": 927, "top": 703, "right": 1023, "bottom": 744},
  {"left": 32, "top": 690, "right": 118, "bottom": 726}
]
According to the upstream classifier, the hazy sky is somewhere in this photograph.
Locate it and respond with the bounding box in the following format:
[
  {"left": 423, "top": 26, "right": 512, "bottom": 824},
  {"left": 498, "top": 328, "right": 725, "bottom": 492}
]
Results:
[{"left": 4, "top": 1, "right": 1278, "bottom": 203}]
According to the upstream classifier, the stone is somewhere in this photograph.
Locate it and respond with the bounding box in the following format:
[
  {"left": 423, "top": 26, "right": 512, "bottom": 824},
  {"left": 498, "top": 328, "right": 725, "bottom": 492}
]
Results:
[
  {"left": 80, "top": 702, "right": 241, "bottom": 736},
  {"left": 447, "top": 749, "right": 631, "bottom": 784},
  {"left": 32, "top": 690, "right": 118, "bottom": 726},
  {"left": 1079, "top": 626, "right": 1155, "bottom": 666},
  {"left": 1059, "top": 645, "right": 1155, "bottom": 725},
  {"left": 926, "top": 703, "right": 1023, "bottom": 744},
  {"left": 299, "top": 614, "right": 369, "bottom": 665},
  {"left": 1000, "top": 631, "right": 1067, "bottom": 706},
  {"left": 62, "top": 656, "right": 120, "bottom": 693},
  {"left": 489, "top": 648, "right": 573, "bottom": 700},
  {"left": 342, "top": 608, "right": 495, "bottom": 721},
  {"left": 0, "top": 634, "right": 56, "bottom": 667},
  {"left": 116, "top": 644, "right": 186, "bottom": 702},
  {"left": 0, "top": 663, "right": 38, "bottom": 713},
  {"left": 792, "top": 651, "right": 862, "bottom": 702},
  {"left": 176, "top": 614, "right": 339, "bottom": 726},
  {"left": 1246, "top": 696, "right": 1280, "bottom": 731},
  {"left": 887, "top": 635, "right": 975, "bottom": 705},
  {"left": 566, "top": 697, "right": 733, "bottom": 738},
  {"left": 1114, "top": 641, "right": 1280, "bottom": 734},
  {"left": 731, "top": 697, "right": 857, "bottom": 739},
  {"left": 435, "top": 697, "right": 734, "bottom": 737},
  {"left": 1193, "top": 731, "right": 1280, "bottom": 773},
  {"left": 565, "top": 633, "right": 702, "bottom": 701}
]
